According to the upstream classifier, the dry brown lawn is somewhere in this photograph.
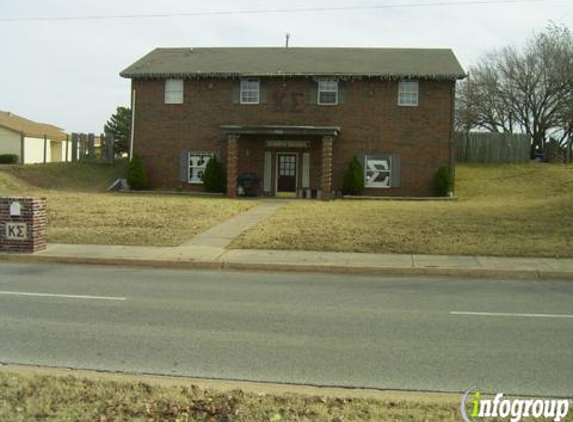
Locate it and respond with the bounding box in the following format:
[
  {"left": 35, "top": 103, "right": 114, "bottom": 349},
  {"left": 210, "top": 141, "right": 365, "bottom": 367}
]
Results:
[
  {"left": 0, "top": 370, "right": 473, "bottom": 422},
  {"left": 233, "top": 164, "right": 573, "bottom": 258},
  {"left": 0, "top": 162, "right": 254, "bottom": 246}
]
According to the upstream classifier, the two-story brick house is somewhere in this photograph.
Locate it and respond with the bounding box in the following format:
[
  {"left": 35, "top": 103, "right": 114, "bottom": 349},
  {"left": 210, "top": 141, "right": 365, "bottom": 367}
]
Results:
[{"left": 120, "top": 47, "right": 465, "bottom": 198}]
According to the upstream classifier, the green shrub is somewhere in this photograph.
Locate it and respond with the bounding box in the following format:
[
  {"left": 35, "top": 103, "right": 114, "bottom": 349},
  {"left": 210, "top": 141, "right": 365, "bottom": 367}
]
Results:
[
  {"left": 343, "top": 156, "right": 365, "bottom": 195},
  {"left": 203, "top": 155, "right": 227, "bottom": 193},
  {"left": 126, "top": 154, "right": 149, "bottom": 190},
  {"left": 434, "top": 165, "right": 452, "bottom": 196},
  {"left": 0, "top": 154, "right": 19, "bottom": 164}
]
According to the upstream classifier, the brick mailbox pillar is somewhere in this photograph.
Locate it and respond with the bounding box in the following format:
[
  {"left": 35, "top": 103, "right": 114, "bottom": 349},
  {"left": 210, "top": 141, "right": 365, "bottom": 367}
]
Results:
[{"left": 0, "top": 197, "right": 47, "bottom": 253}]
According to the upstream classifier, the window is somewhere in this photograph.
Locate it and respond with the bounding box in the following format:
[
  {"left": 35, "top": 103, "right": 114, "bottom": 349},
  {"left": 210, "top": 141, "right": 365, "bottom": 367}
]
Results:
[
  {"left": 188, "top": 151, "right": 213, "bottom": 183},
  {"left": 165, "top": 79, "right": 184, "bottom": 104},
  {"left": 398, "top": 80, "right": 418, "bottom": 106},
  {"left": 240, "top": 79, "right": 260, "bottom": 104},
  {"left": 364, "top": 155, "right": 392, "bottom": 188},
  {"left": 317, "top": 79, "right": 338, "bottom": 105}
]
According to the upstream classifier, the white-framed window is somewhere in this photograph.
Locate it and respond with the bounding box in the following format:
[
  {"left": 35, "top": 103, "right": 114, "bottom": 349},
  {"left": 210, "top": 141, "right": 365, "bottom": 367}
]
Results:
[
  {"left": 240, "top": 78, "right": 260, "bottom": 104},
  {"left": 317, "top": 79, "right": 339, "bottom": 105},
  {"left": 188, "top": 151, "right": 214, "bottom": 183},
  {"left": 398, "top": 80, "right": 418, "bottom": 106},
  {"left": 165, "top": 79, "right": 184, "bottom": 104},
  {"left": 364, "top": 155, "right": 392, "bottom": 188}
]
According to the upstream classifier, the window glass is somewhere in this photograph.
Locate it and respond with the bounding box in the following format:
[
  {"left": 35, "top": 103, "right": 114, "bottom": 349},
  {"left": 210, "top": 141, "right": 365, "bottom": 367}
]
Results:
[
  {"left": 318, "top": 79, "right": 338, "bottom": 105},
  {"left": 165, "top": 79, "right": 184, "bottom": 104},
  {"left": 188, "top": 151, "right": 213, "bottom": 183},
  {"left": 398, "top": 80, "right": 418, "bottom": 106},
  {"left": 365, "top": 155, "right": 391, "bottom": 188},
  {"left": 240, "top": 79, "right": 260, "bottom": 104}
]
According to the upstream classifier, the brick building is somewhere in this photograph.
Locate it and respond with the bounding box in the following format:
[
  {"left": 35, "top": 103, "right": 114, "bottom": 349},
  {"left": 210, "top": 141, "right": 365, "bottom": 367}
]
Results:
[{"left": 121, "top": 47, "right": 465, "bottom": 198}]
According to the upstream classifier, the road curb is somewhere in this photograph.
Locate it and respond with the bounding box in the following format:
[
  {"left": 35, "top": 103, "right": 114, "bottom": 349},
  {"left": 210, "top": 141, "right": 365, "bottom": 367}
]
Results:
[{"left": 1, "top": 252, "right": 572, "bottom": 280}]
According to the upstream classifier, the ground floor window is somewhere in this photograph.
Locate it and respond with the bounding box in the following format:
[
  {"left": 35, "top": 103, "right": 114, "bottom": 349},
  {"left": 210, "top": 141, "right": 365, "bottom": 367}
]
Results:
[
  {"left": 188, "top": 151, "right": 213, "bottom": 183},
  {"left": 364, "top": 155, "right": 392, "bottom": 188}
]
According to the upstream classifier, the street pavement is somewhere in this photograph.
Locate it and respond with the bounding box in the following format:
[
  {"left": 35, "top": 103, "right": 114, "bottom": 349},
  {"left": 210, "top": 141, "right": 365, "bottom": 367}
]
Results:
[{"left": 0, "top": 262, "right": 571, "bottom": 397}]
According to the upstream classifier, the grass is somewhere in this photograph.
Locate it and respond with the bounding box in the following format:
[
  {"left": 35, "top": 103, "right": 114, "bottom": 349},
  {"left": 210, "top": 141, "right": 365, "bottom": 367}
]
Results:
[
  {"left": 0, "top": 370, "right": 479, "bottom": 422},
  {"left": 233, "top": 164, "right": 573, "bottom": 258},
  {"left": 0, "top": 161, "right": 254, "bottom": 246}
]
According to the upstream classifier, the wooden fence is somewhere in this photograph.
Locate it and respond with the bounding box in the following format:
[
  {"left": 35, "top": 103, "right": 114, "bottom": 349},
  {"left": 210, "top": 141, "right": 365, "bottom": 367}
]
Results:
[
  {"left": 454, "top": 132, "right": 530, "bottom": 164},
  {"left": 70, "top": 133, "right": 115, "bottom": 164}
]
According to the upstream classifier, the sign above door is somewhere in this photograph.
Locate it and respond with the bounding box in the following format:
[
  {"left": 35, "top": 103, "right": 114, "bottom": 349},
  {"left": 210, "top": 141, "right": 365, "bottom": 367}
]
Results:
[{"left": 265, "top": 140, "right": 310, "bottom": 148}]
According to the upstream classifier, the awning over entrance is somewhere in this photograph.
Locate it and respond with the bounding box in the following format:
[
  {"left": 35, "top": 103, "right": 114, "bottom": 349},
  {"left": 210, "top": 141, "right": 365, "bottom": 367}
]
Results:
[{"left": 220, "top": 125, "right": 340, "bottom": 137}]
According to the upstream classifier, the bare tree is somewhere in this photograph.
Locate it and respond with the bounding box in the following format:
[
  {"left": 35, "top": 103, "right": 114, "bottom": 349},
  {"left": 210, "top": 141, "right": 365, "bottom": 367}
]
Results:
[{"left": 456, "top": 24, "right": 573, "bottom": 159}]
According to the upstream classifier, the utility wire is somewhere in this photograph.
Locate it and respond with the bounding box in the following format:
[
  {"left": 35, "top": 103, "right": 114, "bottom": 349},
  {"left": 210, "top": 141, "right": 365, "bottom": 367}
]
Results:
[{"left": 0, "top": 0, "right": 567, "bottom": 22}]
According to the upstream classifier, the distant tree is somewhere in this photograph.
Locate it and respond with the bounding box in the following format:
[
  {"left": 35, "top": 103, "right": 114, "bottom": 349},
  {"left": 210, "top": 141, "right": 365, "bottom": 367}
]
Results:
[
  {"left": 342, "top": 156, "right": 364, "bottom": 195},
  {"left": 104, "top": 106, "right": 131, "bottom": 154},
  {"left": 455, "top": 24, "right": 573, "bottom": 159},
  {"left": 126, "top": 154, "right": 148, "bottom": 190}
]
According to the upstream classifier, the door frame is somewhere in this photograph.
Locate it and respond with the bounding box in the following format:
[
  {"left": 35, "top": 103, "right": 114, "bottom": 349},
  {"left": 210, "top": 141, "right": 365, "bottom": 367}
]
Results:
[{"left": 275, "top": 152, "right": 299, "bottom": 196}]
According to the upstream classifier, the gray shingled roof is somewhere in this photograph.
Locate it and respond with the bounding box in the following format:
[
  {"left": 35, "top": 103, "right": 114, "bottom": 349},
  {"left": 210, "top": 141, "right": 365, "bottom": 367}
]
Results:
[{"left": 120, "top": 47, "right": 466, "bottom": 80}]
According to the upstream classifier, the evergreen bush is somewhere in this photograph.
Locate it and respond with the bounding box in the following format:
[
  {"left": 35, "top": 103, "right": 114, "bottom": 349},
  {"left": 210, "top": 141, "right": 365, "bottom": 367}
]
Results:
[
  {"left": 126, "top": 154, "right": 149, "bottom": 190},
  {"left": 203, "top": 156, "right": 226, "bottom": 193},
  {"left": 342, "top": 156, "right": 365, "bottom": 195},
  {"left": 434, "top": 165, "right": 451, "bottom": 196},
  {"left": 0, "top": 154, "right": 19, "bottom": 164}
]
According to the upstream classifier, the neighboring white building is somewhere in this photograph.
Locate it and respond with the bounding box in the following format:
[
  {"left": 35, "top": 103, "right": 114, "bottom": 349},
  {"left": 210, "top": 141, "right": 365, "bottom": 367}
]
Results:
[{"left": 0, "top": 110, "right": 72, "bottom": 164}]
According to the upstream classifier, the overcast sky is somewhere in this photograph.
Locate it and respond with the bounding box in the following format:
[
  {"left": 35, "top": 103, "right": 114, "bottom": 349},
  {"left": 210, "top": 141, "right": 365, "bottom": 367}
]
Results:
[{"left": 1, "top": 0, "right": 570, "bottom": 132}]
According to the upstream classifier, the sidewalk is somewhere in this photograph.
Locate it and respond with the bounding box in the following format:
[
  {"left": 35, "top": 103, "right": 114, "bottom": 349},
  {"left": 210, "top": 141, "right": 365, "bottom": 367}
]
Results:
[{"left": 1, "top": 242, "right": 572, "bottom": 280}]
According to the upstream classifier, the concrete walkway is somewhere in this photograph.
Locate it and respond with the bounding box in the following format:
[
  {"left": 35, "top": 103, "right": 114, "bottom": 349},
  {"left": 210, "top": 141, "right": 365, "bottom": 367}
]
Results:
[
  {"left": 181, "top": 200, "right": 289, "bottom": 248},
  {"left": 2, "top": 243, "right": 572, "bottom": 280}
]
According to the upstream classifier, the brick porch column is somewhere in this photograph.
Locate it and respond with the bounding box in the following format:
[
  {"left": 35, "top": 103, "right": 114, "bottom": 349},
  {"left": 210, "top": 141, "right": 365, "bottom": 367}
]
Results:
[
  {"left": 320, "top": 135, "right": 334, "bottom": 200},
  {"left": 226, "top": 134, "right": 239, "bottom": 198}
]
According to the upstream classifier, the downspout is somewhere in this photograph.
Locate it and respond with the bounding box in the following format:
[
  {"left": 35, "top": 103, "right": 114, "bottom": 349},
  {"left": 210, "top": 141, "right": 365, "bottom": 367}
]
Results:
[
  {"left": 449, "top": 79, "right": 456, "bottom": 196},
  {"left": 129, "top": 88, "right": 136, "bottom": 160}
]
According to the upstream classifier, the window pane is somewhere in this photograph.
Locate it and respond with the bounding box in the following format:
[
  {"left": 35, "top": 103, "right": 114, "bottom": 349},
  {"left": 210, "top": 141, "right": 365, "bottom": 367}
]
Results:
[
  {"left": 318, "top": 79, "right": 338, "bottom": 105},
  {"left": 188, "top": 151, "right": 214, "bottom": 183},
  {"left": 240, "top": 79, "right": 260, "bottom": 104},
  {"left": 165, "top": 79, "right": 184, "bottom": 104},
  {"left": 365, "top": 156, "right": 391, "bottom": 188},
  {"left": 398, "top": 80, "right": 418, "bottom": 106}
]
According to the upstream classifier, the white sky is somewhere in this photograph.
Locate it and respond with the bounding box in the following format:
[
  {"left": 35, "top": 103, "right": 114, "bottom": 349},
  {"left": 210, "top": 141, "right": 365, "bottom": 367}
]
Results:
[{"left": 1, "top": 0, "right": 571, "bottom": 132}]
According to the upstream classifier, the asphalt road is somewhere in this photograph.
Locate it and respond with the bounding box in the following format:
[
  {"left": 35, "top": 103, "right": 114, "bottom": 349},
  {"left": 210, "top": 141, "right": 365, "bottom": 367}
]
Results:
[{"left": 0, "top": 262, "right": 571, "bottom": 397}]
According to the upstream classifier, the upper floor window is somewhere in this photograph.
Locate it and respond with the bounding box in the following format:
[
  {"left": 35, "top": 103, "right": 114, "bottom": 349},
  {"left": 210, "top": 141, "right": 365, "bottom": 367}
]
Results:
[
  {"left": 318, "top": 79, "right": 338, "bottom": 105},
  {"left": 240, "top": 79, "right": 260, "bottom": 104},
  {"left": 398, "top": 80, "right": 418, "bottom": 106},
  {"left": 165, "top": 79, "right": 184, "bottom": 104}
]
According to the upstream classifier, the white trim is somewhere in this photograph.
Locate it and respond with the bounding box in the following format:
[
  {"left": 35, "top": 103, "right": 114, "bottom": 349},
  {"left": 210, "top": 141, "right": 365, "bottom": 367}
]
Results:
[
  {"left": 240, "top": 78, "right": 260, "bottom": 104},
  {"left": 275, "top": 152, "right": 299, "bottom": 195},
  {"left": 129, "top": 89, "right": 136, "bottom": 160},
  {"left": 317, "top": 79, "right": 339, "bottom": 105}
]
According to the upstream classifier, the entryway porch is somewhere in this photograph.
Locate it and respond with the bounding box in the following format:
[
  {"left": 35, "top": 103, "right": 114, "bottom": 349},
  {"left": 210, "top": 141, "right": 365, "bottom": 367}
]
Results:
[{"left": 221, "top": 125, "right": 340, "bottom": 200}]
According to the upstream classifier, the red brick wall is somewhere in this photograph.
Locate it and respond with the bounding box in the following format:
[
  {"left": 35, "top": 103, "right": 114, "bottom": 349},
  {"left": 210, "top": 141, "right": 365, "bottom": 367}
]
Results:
[
  {"left": 132, "top": 77, "right": 454, "bottom": 196},
  {"left": 0, "top": 197, "right": 47, "bottom": 253}
]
